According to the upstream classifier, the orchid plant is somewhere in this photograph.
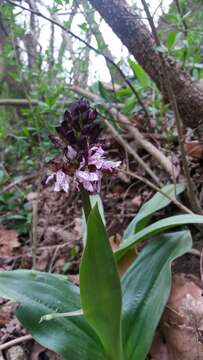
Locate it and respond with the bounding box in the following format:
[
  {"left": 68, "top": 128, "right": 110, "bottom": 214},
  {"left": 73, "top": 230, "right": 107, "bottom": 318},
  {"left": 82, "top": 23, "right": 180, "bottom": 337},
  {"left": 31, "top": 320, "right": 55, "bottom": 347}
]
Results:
[{"left": 1, "top": 99, "right": 203, "bottom": 360}]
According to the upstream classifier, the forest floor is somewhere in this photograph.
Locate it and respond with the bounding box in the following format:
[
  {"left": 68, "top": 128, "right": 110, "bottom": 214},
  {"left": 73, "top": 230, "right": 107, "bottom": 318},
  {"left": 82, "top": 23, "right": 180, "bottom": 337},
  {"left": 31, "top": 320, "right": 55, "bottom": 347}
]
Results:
[{"left": 0, "top": 128, "right": 203, "bottom": 359}]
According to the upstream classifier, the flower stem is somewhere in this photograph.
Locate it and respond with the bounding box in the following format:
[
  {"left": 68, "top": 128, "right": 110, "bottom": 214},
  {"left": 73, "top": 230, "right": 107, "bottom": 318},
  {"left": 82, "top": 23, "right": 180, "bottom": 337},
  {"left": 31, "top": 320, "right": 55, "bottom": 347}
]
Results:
[{"left": 81, "top": 189, "right": 92, "bottom": 222}]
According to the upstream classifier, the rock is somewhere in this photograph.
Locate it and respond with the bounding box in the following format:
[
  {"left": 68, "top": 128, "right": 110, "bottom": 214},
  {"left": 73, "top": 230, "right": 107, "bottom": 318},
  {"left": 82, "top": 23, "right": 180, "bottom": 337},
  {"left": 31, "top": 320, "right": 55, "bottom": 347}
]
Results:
[
  {"left": 161, "top": 273, "right": 203, "bottom": 360},
  {"left": 7, "top": 346, "right": 26, "bottom": 360}
]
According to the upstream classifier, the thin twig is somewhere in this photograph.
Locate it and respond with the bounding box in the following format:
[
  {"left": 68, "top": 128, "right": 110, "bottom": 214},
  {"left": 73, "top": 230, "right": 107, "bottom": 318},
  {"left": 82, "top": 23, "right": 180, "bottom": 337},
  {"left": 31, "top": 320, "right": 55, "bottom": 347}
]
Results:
[
  {"left": 174, "top": 0, "right": 188, "bottom": 36},
  {"left": 1, "top": 174, "right": 36, "bottom": 194},
  {"left": 31, "top": 195, "right": 39, "bottom": 269},
  {"left": 119, "top": 168, "right": 193, "bottom": 214},
  {"left": 200, "top": 248, "right": 203, "bottom": 285},
  {"left": 48, "top": 243, "right": 66, "bottom": 273},
  {"left": 6, "top": 0, "right": 151, "bottom": 121},
  {"left": 0, "top": 335, "right": 32, "bottom": 351},
  {"left": 0, "top": 99, "right": 39, "bottom": 106}
]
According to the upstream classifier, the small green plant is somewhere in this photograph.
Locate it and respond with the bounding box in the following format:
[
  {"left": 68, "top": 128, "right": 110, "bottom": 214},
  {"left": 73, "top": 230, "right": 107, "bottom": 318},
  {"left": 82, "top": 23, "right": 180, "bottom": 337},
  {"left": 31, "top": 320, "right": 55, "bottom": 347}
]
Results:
[
  {"left": 1, "top": 100, "right": 203, "bottom": 360},
  {"left": 0, "top": 190, "right": 32, "bottom": 236}
]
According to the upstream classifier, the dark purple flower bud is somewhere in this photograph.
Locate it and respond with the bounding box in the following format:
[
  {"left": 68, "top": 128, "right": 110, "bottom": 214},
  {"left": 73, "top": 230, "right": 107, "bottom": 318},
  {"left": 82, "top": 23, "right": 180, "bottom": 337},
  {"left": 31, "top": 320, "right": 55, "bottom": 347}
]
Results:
[
  {"left": 66, "top": 130, "right": 77, "bottom": 145},
  {"left": 64, "top": 110, "right": 73, "bottom": 123},
  {"left": 89, "top": 124, "right": 102, "bottom": 142},
  {"left": 81, "top": 109, "right": 91, "bottom": 125},
  {"left": 78, "top": 99, "right": 90, "bottom": 112},
  {"left": 49, "top": 134, "right": 65, "bottom": 148},
  {"left": 69, "top": 102, "right": 80, "bottom": 115},
  {"left": 81, "top": 123, "right": 94, "bottom": 135},
  {"left": 88, "top": 109, "right": 98, "bottom": 122},
  {"left": 78, "top": 135, "right": 88, "bottom": 151},
  {"left": 56, "top": 120, "right": 71, "bottom": 141},
  {"left": 71, "top": 114, "right": 81, "bottom": 132},
  {"left": 53, "top": 99, "right": 100, "bottom": 151}
]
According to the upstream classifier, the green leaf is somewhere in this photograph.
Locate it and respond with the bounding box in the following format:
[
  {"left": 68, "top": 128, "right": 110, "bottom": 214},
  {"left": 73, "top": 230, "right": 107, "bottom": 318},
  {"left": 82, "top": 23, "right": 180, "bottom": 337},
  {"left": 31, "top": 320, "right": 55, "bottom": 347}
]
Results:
[
  {"left": 121, "top": 231, "right": 192, "bottom": 360},
  {"left": 166, "top": 31, "right": 177, "bottom": 49},
  {"left": 0, "top": 270, "right": 104, "bottom": 360},
  {"left": 115, "top": 87, "right": 132, "bottom": 98},
  {"left": 128, "top": 59, "right": 151, "bottom": 88},
  {"left": 116, "top": 214, "right": 203, "bottom": 260},
  {"left": 98, "top": 81, "right": 112, "bottom": 102},
  {"left": 82, "top": 194, "right": 105, "bottom": 245},
  {"left": 79, "top": 22, "right": 89, "bottom": 33},
  {"left": 80, "top": 204, "right": 123, "bottom": 360},
  {"left": 122, "top": 97, "right": 137, "bottom": 115},
  {"left": 123, "top": 184, "right": 185, "bottom": 240}
]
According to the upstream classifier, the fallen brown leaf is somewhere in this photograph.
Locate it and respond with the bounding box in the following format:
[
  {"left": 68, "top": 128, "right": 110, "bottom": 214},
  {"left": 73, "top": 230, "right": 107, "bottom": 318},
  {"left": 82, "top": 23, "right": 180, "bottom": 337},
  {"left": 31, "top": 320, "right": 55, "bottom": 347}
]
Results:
[
  {"left": 0, "top": 229, "right": 20, "bottom": 257},
  {"left": 184, "top": 141, "right": 203, "bottom": 159}
]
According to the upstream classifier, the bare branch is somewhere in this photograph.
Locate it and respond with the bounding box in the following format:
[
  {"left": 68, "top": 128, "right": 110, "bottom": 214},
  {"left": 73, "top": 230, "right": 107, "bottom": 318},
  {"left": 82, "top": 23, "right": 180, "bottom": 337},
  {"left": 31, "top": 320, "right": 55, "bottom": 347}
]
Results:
[{"left": 0, "top": 335, "right": 32, "bottom": 351}]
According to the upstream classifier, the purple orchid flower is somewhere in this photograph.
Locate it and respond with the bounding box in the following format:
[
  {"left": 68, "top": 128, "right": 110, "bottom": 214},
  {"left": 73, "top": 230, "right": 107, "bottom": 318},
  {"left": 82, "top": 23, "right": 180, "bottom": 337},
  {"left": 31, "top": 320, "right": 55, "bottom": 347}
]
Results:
[
  {"left": 46, "top": 170, "right": 70, "bottom": 193},
  {"left": 75, "top": 169, "right": 101, "bottom": 193},
  {"left": 88, "top": 145, "right": 121, "bottom": 171},
  {"left": 46, "top": 144, "right": 120, "bottom": 194},
  {"left": 72, "top": 145, "right": 120, "bottom": 193},
  {"left": 46, "top": 100, "right": 121, "bottom": 194}
]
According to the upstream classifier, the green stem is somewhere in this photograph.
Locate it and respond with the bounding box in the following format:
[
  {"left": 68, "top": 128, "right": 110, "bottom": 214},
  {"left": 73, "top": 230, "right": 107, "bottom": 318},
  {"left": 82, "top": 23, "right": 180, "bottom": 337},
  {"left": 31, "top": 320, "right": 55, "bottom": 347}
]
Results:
[{"left": 80, "top": 189, "right": 92, "bottom": 222}]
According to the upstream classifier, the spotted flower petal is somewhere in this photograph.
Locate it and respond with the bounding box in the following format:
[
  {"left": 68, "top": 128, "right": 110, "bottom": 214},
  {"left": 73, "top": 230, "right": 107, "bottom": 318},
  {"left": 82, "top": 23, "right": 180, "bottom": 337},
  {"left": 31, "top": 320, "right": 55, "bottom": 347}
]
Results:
[
  {"left": 66, "top": 145, "right": 77, "bottom": 160},
  {"left": 75, "top": 170, "right": 99, "bottom": 182},
  {"left": 45, "top": 173, "right": 55, "bottom": 184},
  {"left": 100, "top": 160, "right": 121, "bottom": 171},
  {"left": 88, "top": 145, "right": 121, "bottom": 171},
  {"left": 46, "top": 170, "right": 70, "bottom": 192},
  {"left": 54, "top": 170, "right": 70, "bottom": 192},
  {"left": 75, "top": 170, "right": 101, "bottom": 193}
]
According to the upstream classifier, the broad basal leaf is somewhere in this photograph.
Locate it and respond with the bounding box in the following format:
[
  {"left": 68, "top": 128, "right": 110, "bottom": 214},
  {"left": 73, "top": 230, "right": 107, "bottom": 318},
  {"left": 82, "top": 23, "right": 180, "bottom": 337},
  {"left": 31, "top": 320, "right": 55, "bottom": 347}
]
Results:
[
  {"left": 82, "top": 194, "right": 105, "bottom": 245},
  {"left": 0, "top": 270, "right": 104, "bottom": 360},
  {"left": 116, "top": 214, "right": 203, "bottom": 260},
  {"left": 121, "top": 231, "right": 192, "bottom": 360},
  {"left": 123, "top": 183, "right": 185, "bottom": 240},
  {"left": 80, "top": 204, "right": 123, "bottom": 360}
]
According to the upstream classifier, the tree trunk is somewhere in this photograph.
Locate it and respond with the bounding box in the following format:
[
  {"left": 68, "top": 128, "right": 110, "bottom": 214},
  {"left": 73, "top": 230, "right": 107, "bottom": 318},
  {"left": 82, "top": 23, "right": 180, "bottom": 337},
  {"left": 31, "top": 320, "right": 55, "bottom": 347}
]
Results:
[
  {"left": 23, "top": 0, "right": 39, "bottom": 69},
  {"left": 88, "top": 0, "right": 203, "bottom": 129}
]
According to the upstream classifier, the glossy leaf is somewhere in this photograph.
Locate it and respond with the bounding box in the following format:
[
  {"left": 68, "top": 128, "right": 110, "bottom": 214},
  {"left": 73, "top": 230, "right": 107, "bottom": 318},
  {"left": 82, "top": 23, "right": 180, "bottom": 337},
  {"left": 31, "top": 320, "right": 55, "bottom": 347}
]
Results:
[
  {"left": 98, "top": 81, "right": 112, "bottom": 102},
  {"left": 166, "top": 31, "right": 177, "bottom": 49},
  {"left": 82, "top": 194, "right": 105, "bottom": 245},
  {"left": 115, "top": 87, "right": 132, "bottom": 98},
  {"left": 116, "top": 214, "right": 203, "bottom": 260},
  {"left": 122, "top": 231, "right": 192, "bottom": 360},
  {"left": 128, "top": 59, "right": 151, "bottom": 88},
  {"left": 80, "top": 204, "right": 123, "bottom": 360},
  {"left": 123, "top": 184, "right": 185, "bottom": 240},
  {"left": 0, "top": 270, "right": 104, "bottom": 360}
]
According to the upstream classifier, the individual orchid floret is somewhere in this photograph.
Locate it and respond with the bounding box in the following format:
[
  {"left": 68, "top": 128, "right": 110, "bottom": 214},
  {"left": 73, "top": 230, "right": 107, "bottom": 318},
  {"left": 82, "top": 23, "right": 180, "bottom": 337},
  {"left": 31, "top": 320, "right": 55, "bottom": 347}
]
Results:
[
  {"left": 65, "top": 145, "right": 77, "bottom": 161},
  {"left": 75, "top": 169, "right": 101, "bottom": 193},
  {"left": 46, "top": 170, "right": 70, "bottom": 193},
  {"left": 72, "top": 145, "right": 120, "bottom": 193},
  {"left": 88, "top": 145, "right": 121, "bottom": 172}
]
